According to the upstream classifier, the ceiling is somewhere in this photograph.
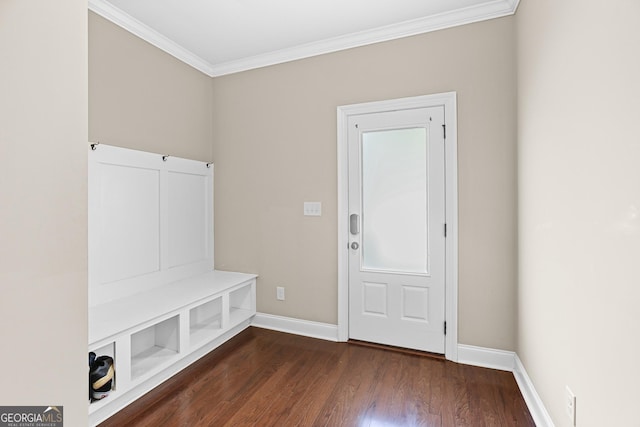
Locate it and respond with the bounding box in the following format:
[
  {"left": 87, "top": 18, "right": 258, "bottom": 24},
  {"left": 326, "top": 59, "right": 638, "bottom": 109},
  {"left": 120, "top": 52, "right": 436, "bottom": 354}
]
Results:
[{"left": 89, "top": 0, "right": 519, "bottom": 77}]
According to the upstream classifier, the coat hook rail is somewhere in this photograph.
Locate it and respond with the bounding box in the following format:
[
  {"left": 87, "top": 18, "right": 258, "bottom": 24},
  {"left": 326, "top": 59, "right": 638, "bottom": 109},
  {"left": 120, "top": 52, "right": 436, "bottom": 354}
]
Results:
[
  {"left": 162, "top": 155, "right": 169, "bottom": 162},
  {"left": 90, "top": 142, "right": 100, "bottom": 151}
]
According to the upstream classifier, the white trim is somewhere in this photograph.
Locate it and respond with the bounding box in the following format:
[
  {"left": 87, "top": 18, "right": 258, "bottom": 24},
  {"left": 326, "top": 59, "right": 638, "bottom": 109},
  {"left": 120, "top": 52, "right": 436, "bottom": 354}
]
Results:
[
  {"left": 457, "top": 345, "right": 554, "bottom": 427},
  {"left": 88, "top": 0, "right": 214, "bottom": 76},
  {"left": 514, "top": 355, "right": 556, "bottom": 427},
  {"left": 337, "top": 92, "right": 458, "bottom": 361},
  {"left": 457, "top": 344, "right": 516, "bottom": 372},
  {"left": 336, "top": 106, "right": 350, "bottom": 343},
  {"left": 443, "top": 95, "right": 459, "bottom": 362},
  {"left": 89, "top": 0, "right": 519, "bottom": 77},
  {"left": 252, "top": 313, "right": 339, "bottom": 342},
  {"left": 212, "top": 0, "right": 519, "bottom": 76}
]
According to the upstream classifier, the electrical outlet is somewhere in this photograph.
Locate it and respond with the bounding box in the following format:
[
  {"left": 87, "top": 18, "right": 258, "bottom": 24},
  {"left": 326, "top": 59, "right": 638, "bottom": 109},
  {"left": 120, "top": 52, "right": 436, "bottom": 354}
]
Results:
[
  {"left": 565, "top": 386, "right": 576, "bottom": 426},
  {"left": 276, "top": 286, "right": 285, "bottom": 301}
]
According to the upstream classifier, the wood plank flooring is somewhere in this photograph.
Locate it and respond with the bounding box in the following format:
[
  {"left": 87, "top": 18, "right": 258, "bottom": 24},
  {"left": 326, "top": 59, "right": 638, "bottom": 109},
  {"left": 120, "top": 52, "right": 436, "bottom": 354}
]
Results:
[{"left": 99, "top": 328, "right": 534, "bottom": 426}]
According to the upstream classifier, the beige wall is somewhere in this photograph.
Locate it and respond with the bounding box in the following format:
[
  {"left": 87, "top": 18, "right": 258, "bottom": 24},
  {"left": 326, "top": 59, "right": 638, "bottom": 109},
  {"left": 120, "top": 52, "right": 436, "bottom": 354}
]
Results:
[
  {"left": 89, "top": 12, "right": 213, "bottom": 161},
  {"left": 212, "top": 17, "right": 518, "bottom": 349},
  {"left": 0, "top": 1, "right": 88, "bottom": 425},
  {"left": 9, "top": 1, "right": 636, "bottom": 421},
  {"left": 88, "top": 7, "right": 517, "bottom": 350},
  {"left": 517, "top": 0, "right": 640, "bottom": 425}
]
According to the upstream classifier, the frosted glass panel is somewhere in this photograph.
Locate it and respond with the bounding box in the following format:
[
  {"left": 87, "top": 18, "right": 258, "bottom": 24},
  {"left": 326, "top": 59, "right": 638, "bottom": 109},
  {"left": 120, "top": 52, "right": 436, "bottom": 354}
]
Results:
[{"left": 362, "top": 128, "right": 428, "bottom": 274}]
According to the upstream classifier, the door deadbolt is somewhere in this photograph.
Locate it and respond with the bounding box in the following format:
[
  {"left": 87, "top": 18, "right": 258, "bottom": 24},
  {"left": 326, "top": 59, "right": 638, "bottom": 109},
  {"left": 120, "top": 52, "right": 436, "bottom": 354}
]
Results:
[{"left": 351, "top": 242, "right": 359, "bottom": 250}]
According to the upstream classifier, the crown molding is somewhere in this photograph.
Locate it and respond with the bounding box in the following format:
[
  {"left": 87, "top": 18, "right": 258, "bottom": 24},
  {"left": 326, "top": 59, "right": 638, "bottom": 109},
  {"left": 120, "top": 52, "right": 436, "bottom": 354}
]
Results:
[
  {"left": 88, "top": 0, "right": 215, "bottom": 76},
  {"left": 89, "top": 0, "right": 519, "bottom": 78},
  {"left": 212, "top": 0, "right": 520, "bottom": 76}
]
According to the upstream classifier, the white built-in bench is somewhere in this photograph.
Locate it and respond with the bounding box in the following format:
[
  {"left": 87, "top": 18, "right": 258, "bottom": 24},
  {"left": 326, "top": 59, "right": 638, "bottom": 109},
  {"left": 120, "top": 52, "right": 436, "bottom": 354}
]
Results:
[
  {"left": 87, "top": 144, "right": 255, "bottom": 426},
  {"left": 88, "top": 270, "right": 256, "bottom": 426}
]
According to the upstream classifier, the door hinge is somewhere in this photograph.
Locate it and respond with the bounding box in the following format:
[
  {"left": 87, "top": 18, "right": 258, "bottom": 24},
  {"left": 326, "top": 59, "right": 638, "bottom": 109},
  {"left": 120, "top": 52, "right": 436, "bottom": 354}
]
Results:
[
  {"left": 443, "top": 124, "right": 446, "bottom": 140},
  {"left": 444, "top": 321, "right": 447, "bottom": 335},
  {"left": 444, "top": 223, "right": 447, "bottom": 237}
]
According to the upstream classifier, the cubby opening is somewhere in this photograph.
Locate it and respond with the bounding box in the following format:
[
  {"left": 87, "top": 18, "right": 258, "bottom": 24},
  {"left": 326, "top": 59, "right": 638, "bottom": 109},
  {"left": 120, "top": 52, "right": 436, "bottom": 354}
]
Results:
[
  {"left": 89, "top": 342, "right": 116, "bottom": 400},
  {"left": 190, "top": 297, "right": 223, "bottom": 348},
  {"left": 229, "top": 283, "right": 254, "bottom": 326},
  {"left": 130, "top": 316, "right": 180, "bottom": 380}
]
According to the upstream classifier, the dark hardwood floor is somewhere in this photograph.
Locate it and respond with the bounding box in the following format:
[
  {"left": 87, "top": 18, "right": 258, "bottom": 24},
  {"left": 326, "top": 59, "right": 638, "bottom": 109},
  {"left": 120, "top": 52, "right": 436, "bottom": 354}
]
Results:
[{"left": 99, "top": 328, "right": 534, "bottom": 426}]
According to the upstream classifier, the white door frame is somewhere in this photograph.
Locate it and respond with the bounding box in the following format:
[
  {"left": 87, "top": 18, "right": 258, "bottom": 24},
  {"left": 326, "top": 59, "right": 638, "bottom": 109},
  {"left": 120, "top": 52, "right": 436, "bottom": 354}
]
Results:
[{"left": 337, "top": 92, "right": 458, "bottom": 362}]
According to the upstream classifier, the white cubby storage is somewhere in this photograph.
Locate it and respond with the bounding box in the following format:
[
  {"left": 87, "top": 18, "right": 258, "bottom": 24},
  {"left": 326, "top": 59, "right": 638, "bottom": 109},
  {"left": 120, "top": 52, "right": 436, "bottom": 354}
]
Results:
[
  {"left": 88, "top": 271, "right": 256, "bottom": 426},
  {"left": 189, "top": 296, "right": 223, "bottom": 348},
  {"left": 130, "top": 315, "right": 180, "bottom": 380},
  {"left": 230, "top": 282, "right": 255, "bottom": 326},
  {"left": 89, "top": 341, "right": 116, "bottom": 393},
  {"left": 88, "top": 145, "right": 257, "bottom": 426}
]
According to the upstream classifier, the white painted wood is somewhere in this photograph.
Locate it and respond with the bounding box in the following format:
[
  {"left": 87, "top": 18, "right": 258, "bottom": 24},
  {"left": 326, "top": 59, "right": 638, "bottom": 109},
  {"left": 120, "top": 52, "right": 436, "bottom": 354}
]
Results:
[
  {"left": 89, "top": 144, "right": 213, "bottom": 306},
  {"left": 457, "top": 344, "right": 516, "bottom": 372},
  {"left": 114, "top": 336, "right": 131, "bottom": 391},
  {"left": 178, "top": 309, "right": 189, "bottom": 360},
  {"left": 99, "top": 164, "right": 160, "bottom": 284},
  {"left": 167, "top": 171, "right": 209, "bottom": 269},
  {"left": 252, "top": 313, "right": 339, "bottom": 342},
  {"left": 88, "top": 272, "right": 257, "bottom": 422},
  {"left": 89, "top": 0, "right": 519, "bottom": 77},
  {"left": 89, "top": 320, "right": 252, "bottom": 427},
  {"left": 89, "top": 270, "right": 256, "bottom": 344},
  {"left": 89, "top": 342, "right": 115, "bottom": 360},
  {"left": 89, "top": 144, "right": 256, "bottom": 422},
  {"left": 348, "top": 106, "right": 446, "bottom": 353},
  {"left": 189, "top": 297, "right": 223, "bottom": 348},
  {"left": 337, "top": 92, "right": 458, "bottom": 360},
  {"left": 130, "top": 346, "right": 179, "bottom": 382},
  {"left": 514, "top": 355, "right": 555, "bottom": 427},
  {"left": 89, "top": 146, "right": 162, "bottom": 294},
  {"left": 166, "top": 159, "right": 214, "bottom": 275},
  {"left": 87, "top": 0, "right": 214, "bottom": 76},
  {"left": 130, "top": 326, "right": 156, "bottom": 358},
  {"left": 337, "top": 109, "right": 350, "bottom": 343},
  {"left": 229, "top": 281, "right": 255, "bottom": 326},
  {"left": 209, "top": 0, "right": 520, "bottom": 76},
  {"left": 154, "top": 316, "right": 180, "bottom": 351},
  {"left": 130, "top": 315, "right": 180, "bottom": 380}
]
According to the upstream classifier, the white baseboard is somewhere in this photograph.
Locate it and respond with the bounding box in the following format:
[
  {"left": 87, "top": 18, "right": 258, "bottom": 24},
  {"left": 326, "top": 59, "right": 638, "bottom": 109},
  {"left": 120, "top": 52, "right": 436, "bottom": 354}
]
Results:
[
  {"left": 514, "top": 355, "right": 555, "bottom": 427},
  {"left": 457, "top": 344, "right": 554, "bottom": 427},
  {"left": 457, "top": 344, "right": 516, "bottom": 371},
  {"left": 251, "top": 312, "right": 339, "bottom": 342}
]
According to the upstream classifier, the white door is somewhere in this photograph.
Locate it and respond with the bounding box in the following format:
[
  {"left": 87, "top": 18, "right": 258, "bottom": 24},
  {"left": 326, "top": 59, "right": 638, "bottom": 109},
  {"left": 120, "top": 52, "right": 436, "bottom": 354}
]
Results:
[{"left": 348, "top": 106, "right": 446, "bottom": 353}]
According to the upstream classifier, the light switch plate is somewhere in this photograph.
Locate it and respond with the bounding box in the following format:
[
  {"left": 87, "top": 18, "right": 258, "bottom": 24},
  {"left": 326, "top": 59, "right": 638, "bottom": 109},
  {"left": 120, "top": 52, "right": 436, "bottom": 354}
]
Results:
[{"left": 304, "top": 202, "right": 322, "bottom": 216}]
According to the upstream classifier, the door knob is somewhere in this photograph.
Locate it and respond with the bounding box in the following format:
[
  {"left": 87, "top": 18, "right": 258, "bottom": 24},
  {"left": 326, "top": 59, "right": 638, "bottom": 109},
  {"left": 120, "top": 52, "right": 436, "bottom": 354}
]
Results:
[{"left": 351, "top": 242, "right": 359, "bottom": 250}]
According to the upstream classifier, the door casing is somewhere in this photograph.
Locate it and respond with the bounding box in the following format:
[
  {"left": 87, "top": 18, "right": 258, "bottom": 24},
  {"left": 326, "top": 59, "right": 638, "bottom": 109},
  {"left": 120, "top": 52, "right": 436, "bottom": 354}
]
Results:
[{"left": 336, "top": 92, "right": 458, "bottom": 361}]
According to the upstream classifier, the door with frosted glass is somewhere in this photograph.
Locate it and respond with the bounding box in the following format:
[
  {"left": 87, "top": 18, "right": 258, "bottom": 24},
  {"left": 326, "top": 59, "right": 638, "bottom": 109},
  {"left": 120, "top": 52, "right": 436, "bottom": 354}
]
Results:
[{"left": 348, "top": 107, "right": 446, "bottom": 353}]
